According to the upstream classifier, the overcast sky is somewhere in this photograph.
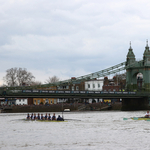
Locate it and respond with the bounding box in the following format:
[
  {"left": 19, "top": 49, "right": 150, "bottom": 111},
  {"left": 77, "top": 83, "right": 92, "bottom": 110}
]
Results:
[{"left": 0, "top": 0, "right": 150, "bottom": 85}]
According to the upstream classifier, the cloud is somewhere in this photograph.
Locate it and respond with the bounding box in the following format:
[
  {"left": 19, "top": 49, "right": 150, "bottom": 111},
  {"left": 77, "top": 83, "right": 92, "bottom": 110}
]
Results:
[{"left": 0, "top": 0, "right": 150, "bottom": 85}]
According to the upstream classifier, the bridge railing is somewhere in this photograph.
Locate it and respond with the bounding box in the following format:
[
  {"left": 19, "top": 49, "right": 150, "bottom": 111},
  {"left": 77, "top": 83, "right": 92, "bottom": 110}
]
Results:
[{"left": 1, "top": 89, "right": 149, "bottom": 98}]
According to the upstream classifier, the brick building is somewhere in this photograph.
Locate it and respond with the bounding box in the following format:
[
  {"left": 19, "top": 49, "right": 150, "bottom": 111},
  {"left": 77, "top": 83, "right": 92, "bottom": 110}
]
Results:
[{"left": 103, "top": 76, "right": 125, "bottom": 92}]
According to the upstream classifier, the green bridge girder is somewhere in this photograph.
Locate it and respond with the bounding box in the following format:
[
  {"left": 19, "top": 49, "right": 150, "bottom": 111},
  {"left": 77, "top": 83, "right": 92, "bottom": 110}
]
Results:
[
  {"left": 0, "top": 60, "right": 146, "bottom": 91},
  {"left": 1, "top": 61, "right": 126, "bottom": 91},
  {"left": 0, "top": 60, "right": 149, "bottom": 93},
  {"left": 0, "top": 91, "right": 149, "bottom": 99},
  {"left": 2, "top": 41, "right": 150, "bottom": 93}
]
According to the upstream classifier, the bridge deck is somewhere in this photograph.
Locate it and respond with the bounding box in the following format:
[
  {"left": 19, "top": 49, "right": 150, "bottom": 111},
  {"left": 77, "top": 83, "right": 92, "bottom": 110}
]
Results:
[{"left": 0, "top": 90, "right": 148, "bottom": 98}]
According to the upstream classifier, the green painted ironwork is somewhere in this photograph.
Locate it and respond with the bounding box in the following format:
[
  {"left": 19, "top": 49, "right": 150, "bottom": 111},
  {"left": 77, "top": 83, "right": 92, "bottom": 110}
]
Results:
[
  {"left": 126, "top": 41, "right": 150, "bottom": 92},
  {"left": 1, "top": 61, "right": 126, "bottom": 91},
  {"left": 2, "top": 41, "right": 150, "bottom": 94}
]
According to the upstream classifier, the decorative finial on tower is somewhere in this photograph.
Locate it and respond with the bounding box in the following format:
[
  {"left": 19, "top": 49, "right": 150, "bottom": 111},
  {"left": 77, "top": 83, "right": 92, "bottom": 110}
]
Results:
[
  {"left": 129, "top": 41, "right": 132, "bottom": 50},
  {"left": 144, "top": 39, "right": 149, "bottom": 55},
  {"left": 146, "top": 39, "right": 148, "bottom": 47},
  {"left": 126, "top": 41, "right": 135, "bottom": 65}
]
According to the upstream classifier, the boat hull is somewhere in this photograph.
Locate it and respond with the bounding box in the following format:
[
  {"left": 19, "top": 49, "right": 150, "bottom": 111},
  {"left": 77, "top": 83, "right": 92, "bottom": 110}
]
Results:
[
  {"left": 131, "top": 117, "right": 150, "bottom": 121},
  {"left": 24, "top": 119, "right": 67, "bottom": 122}
]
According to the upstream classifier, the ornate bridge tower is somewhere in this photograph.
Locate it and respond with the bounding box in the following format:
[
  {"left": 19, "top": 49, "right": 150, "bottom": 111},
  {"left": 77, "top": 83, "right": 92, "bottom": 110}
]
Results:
[
  {"left": 122, "top": 41, "right": 150, "bottom": 110},
  {"left": 126, "top": 41, "right": 150, "bottom": 92}
]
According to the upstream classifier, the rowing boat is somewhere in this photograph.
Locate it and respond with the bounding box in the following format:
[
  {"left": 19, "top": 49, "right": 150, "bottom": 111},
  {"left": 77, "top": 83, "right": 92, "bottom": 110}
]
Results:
[
  {"left": 24, "top": 119, "right": 67, "bottom": 122},
  {"left": 131, "top": 117, "right": 150, "bottom": 121},
  {"left": 37, "top": 120, "right": 67, "bottom": 122},
  {"left": 123, "top": 117, "right": 150, "bottom": 121}
]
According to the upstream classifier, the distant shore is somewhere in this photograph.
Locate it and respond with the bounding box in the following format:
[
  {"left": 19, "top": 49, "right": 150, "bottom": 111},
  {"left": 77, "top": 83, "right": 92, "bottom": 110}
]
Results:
[{"left": 0, "top": 102, "right": 122, "bottom": 113}]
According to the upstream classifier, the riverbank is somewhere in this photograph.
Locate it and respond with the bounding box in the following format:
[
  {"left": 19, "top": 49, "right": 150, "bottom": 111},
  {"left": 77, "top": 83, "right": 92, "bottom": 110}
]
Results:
[{"left": 0, "top": 102, "right": 122, "bottom": 113}]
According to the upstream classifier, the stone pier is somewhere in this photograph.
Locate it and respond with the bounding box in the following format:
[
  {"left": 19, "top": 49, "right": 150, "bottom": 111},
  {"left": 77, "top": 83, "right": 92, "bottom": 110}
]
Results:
[{"left": 122, "top": 98, "right": 149, "bottom": 111}]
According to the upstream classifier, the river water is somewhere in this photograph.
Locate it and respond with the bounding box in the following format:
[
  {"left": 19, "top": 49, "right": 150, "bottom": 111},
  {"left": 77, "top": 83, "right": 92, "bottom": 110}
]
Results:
[{"left": 0, "top": 111, "right": 150, "bottom": 150}]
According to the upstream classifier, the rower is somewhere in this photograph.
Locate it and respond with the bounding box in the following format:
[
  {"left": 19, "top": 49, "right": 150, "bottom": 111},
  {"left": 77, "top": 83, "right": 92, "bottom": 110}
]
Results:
[
  {"left": 34, "top": 113, "right": 37, "bottom": 120},
  {"left": 41, "top": 114, "right": 44, "bottom": 120},
  {"left": 52, "top": 113, "right": 56, "bottom": 120},
  {"left": 26, "top": 113, "right": 30, "bottom": 119},
  {"left": 37, "top": 113, "right": 40, "bottom": 120},
  {"left": 31, "top": 113, "right": 34, "bottom": 120},
  {"left": 48, "top": 113, "right": 51, "bottom": 120},
  {"left": 145, "top": 111, "right": 150, "bottom": 118},
  {"left": 45, "top": 113, "right": 48, "bottom": 120},
  {"left": 57, "top": 115, "right": 64, "bottom": 121}
]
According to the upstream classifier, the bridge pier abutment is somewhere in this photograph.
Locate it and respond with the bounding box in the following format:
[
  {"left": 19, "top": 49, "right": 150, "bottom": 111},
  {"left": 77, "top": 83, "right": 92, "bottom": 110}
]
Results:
[{"left": 122, "top": 98, "right": 149, "bottom": 111}]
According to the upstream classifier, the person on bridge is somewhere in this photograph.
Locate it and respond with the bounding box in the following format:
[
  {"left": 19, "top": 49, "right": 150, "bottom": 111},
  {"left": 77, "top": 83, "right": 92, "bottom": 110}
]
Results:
[
  {"left": 145, "top": 111, "right": 150, "bottom": 118},
  {"left": 52, "top": 113, "right": 56, "bottom": 120}
]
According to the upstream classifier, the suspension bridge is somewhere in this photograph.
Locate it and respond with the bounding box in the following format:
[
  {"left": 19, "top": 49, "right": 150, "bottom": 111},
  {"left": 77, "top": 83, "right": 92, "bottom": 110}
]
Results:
[{"left": 1, "top": 42, "right": 150, "bottom": 110}]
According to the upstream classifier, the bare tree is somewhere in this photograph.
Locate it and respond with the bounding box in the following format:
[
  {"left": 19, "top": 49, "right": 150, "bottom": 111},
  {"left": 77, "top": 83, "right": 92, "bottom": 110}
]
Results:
[
  {"left": 115, "top": 72, "right": 126, "bottom": 82},
  {"left": 3, "top": 68, "right": 35, "bottom": 86},
  {"left": 3, "top": 68, "right": 18, "bottom": 86},
  {"left": 17, "top": 68, "right": 35, "bottom": 86},
  {"left": 45, "top": 76, "right": 60, "bottom": 84}
]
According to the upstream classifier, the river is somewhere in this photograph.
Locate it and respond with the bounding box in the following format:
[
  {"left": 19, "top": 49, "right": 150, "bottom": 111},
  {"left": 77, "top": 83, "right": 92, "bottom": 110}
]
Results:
[{"left": 0, "top": 111, "right": 150, "bottom": 150}]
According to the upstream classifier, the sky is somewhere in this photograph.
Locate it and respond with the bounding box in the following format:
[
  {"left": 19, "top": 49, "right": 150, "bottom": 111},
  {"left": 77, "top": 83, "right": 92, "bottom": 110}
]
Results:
[{"left": 0, "top": 0, "right": 150, "bottom": 85}]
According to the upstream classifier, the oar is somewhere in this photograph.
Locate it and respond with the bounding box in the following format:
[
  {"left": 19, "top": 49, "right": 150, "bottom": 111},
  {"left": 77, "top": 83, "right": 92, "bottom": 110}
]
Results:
[
  {"left": 123, "top": 118, "right": 129, "bottom": 120},
  {"left": 65, "top": 119, "right": 81, "bottom": 121},
  {"left": 123, "top": 117, "right": 138, "bottom": 120}
]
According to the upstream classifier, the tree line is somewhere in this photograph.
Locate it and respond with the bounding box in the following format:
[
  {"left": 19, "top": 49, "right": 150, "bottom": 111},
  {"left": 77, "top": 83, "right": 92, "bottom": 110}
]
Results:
[
  {"left": 2, "top": 67, "right": 126, "bottom": 87},
  {"left": 2, "top": 67, "right": 60, "bottom": 87}
]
